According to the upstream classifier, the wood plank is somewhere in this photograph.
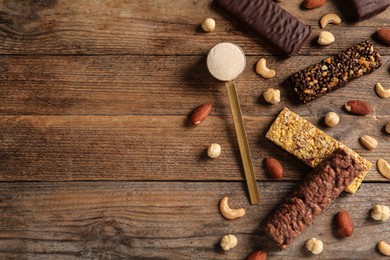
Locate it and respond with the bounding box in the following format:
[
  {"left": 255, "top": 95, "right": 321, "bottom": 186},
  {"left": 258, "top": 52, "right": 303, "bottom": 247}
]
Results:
[
  {"left": 0, "top": 0, "right": 388, "bottom": 55},
  {"left": 0, "top": 181, "right": 389, "bottom": 259},
  {"left": 0, "top": 115, "right": 388, "bottom": 182},
  {"left": 0, "top": 55, "right": 389, "bottom": 116}
]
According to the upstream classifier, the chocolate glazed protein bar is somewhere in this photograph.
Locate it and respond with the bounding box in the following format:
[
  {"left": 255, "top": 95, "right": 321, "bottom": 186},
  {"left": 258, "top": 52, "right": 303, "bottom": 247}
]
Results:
[
  {"left": 216, "top": 0, "right": 311, "bottom": 57},
  {"left": 265, "top": 149, "right": 362, "bottom": 249},
  {"left": 349, "top": 0, "right": 390, "bottom": 21}
]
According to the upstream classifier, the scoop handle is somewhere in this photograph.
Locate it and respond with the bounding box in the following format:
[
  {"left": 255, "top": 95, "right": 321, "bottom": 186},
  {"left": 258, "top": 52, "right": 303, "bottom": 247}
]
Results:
[{"left": 225, "top": 81, "right": 260, "bottom": 204}]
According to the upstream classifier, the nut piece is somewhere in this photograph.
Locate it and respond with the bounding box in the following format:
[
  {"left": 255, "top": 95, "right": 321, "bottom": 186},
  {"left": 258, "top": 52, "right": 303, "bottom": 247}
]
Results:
[
  {"left": 377, "top": 28, "right": 390, "bottom": 45},
  {"left": 378, "top": 241, "right": 390, "bottom": 256},
  {"left": 375, "top": 83, "right": 390, "bottom": 99},
  {"left": 246, "top": 250, "right": 267, "bottom": 260},
  {"left": 220, "top": 234, "right": 237, "bottom": 251},
  {"left": 344, "top": 100, "right": 371, "bottom": 115},
  {"left": 303, "top": 0, "right": 326, "bottom": 9},
  {"left": 324, "top": 112, "right": 340, "bottom": 127},
  {"left": 306, "top": 238, "right": 323, "bottom": 254},
  {"left": 207, "top": 143, "right": 221, "bottom": 159},
  {"left": 336, "top": 209, "right": 354, "bottom": 237},
  {"left": 256, "top": 58, "right": 276, "bottom": 79},
  {"left": 317, "top": 31, "right": 335, "bottom": 45},
  {"left": 377, "top": 159, "right": 390, "bottom": 180},
  {"left": 219, "top": 196, "right": 245, "bottom": 220},
  {"left": 201, "top": 18, "right": 215, "bottom": 32},
  {"left": 191, "top": 103, "right": 212, "bottom": 125},
  {"left": 359, "top": 135, "right": 378, "bottom": 150},
  {"left": 263, "top": 88, "right": 281, "bottom": 105},
  {"left": 371, "top": 205, "right": 390, "bottom": 221},
  {"left": 265, "top": 156, "right": 284, "bottom": 179},
  {"left": 386, "top": 122, "right": 390, "bottom": 134},
  {"left": 320, "top": 13, "right": 342, "bottom": 29}
]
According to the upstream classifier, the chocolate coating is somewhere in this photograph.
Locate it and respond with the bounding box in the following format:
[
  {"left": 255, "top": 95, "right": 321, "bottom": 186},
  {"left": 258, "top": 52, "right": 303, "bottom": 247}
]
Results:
[
  {"left": 350, "top": 0, "right": 389, "bottom": 21},
  {"left": 216, "top": 0, "right": 311, "bottom": 57}
]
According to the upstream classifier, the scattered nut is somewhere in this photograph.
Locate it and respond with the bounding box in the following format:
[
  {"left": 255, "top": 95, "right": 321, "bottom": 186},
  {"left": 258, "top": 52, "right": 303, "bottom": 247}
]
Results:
[
  {"left": 201, "top": 18, "right": 215, "bottom": 32},
  {"left": 263, "top": 88, "right": 281, "bottom": 105},
  {"left": 265, "top": 156, "right": 284, "bottom": 179},
  {"left": 219, "top": 196, "right": 245, "bottom": 220},
  {"left": 220, "top": 234, "right": 237, "bottom": 251},
  {"left": 378, "top": 241, "right": 390, "bottom": 256},
  {"left": 377, "top": 28, "right": 390, "bottom": 45},
  {"left": 306, "top": 238, "right": 323, "bottom": 254},
  {"left": 371, "top": 205, "right": 390, "bottom": 221},
  {"left": 359, "top": 135, "right": 378, "bottom": 150},
  {"left": 317, "top": 31, "right": 335, "bottom": 45},
  {"left": 191, "top": 103, "right": 212, "bottom": 125},
  {"left": 386, "top": 122, "right": 390, "bottom": 134},
  {"left": 303, "top": 0, "right": 326, "bottom": 9},
  {"left": 375, "top": 83, "right": 390, "bottom": 99},
  {"left": 377, "top": 159, "right": 390, "bottom": 180},
  {"left": 256, "top": 58, "right": 276, "bottom": 79},
  {"left": 246, "top": 250, "right": 267, "bottom": 260},
  {"left": 207, "top": 143, "right": 221, "bottom": 159},
  {"left": 324, "top": 112, "right": 340, "bottom": 127},
  {"left": 320, "top": 13, "right": 342, "bottom": 29},
  {"left": 344, "top": 100, "right": 371, "bottom": 115},
  {"left": 336, "top": 209, "right": 354, "bottom": 237}
]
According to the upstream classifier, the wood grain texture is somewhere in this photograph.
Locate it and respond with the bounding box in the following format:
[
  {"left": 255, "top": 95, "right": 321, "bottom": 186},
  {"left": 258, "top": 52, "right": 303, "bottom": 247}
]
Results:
[
  {"left": 0, "top": 55, "right": 388, "bottom": 116},
  {"left": 0, "top": 115, "right": 388, "bottom": 182},
  {"left": 0, "top": 0, "right": 388, "bottom": 55},
  {"left": 0, "top": 181, "right": 389, "bottom": 259}
]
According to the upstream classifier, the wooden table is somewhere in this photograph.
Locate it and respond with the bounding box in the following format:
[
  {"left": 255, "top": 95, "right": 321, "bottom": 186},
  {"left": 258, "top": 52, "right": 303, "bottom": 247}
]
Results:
[{"left": 0, "top": 1, "right": 389, "bottom": 259}]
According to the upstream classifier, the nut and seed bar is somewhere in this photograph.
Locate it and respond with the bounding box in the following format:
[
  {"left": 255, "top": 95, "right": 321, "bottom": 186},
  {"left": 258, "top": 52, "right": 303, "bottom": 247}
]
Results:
[
  {"left": 265, "top": 107, "right": 372, "bottom": 193},
  {"left": 265, "top": 148, "right": 362, "bottom": 249},
  {"left": 289, "top": 40, "right": 381, "bottom": 103}
]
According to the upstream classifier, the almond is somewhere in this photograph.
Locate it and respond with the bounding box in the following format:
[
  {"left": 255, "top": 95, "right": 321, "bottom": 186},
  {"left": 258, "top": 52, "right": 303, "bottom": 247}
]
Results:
[
  {"left": 247, "top": 250, "right": 267, "bottom": 260},
  {"left": 377, "top": 28, "right": 390, "bottom": 45},
  {"left": 344, "top": 100, "right": 371, "bottom": 115},
  {"left": 265, "top": 156, "right": 284, "bottom": 179},
  {"left": 190, "top": 103, "right": 212, "bottom": 125},
  {"left": 303, "top": 0, "right": 326, "bottom": 9},
  {"left": 336, "top": 209, "right": 354, "bottom": 237}
]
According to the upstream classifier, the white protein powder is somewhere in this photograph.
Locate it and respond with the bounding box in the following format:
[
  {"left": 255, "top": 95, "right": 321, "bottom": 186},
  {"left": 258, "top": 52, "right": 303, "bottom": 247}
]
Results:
[{"left": 207, "top": 42, "right": 246, "bottom": 81}]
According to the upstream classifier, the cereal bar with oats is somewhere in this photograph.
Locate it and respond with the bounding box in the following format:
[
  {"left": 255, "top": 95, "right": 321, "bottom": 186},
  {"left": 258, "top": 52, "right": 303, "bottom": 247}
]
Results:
[
  {"left": 265, "top": 107, "right": 372, "bottom": 193},
  {"left": 289, "top": 40, "right": 381, "bottom": 103}
]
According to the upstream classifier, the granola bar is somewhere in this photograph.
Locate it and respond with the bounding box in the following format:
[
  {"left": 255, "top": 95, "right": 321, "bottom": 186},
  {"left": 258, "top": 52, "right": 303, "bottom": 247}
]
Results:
[
  {"left": 289, "top": 40, "right": 381, "bottom": 103},
  {"left": 265, "top": 148, "right": 362, "bottom": 249},
  {"left": 265, "top": 107, "right": 372, "bottom": 193}
]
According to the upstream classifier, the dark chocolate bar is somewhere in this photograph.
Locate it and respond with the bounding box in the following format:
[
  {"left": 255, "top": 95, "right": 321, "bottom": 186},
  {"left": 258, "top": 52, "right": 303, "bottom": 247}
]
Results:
[
  {"left": 265, "top": 149, "right": 362, "bottom": 249},
  {"left": 216, "top": 0, "right": 311, "bottom": 57},
  {"left": 350, "top": 0, "right": 389, "bottom": 21},
  {"left": 289, "top": 40, "right": 381, "bottom": 103}
]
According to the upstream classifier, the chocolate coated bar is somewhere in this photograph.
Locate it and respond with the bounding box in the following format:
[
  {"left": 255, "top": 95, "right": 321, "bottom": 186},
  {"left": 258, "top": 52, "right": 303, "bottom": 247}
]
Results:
[
  {"left": 350, "top": 0, "right": 389, "bottom": 21},
  {"left": 289, "top": 40, "right": 381, "bottom": 103},
  {"left": 265, "top": 149, "right": 361, "bottom": 249},
  {"left": 216, "top": 0, "right": 311, "bottom": 57}
]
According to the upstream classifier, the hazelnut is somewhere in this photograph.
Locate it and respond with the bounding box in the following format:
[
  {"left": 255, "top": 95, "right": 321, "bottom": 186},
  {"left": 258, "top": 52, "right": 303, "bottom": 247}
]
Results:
[
  {"left": 386, "top": 122, "right": 390, "bottom": 134},
  {"left": 263, "top": 88, "right": 281, "bottom": 105},
  {"left": 201, "top": 18, "right": 215, "bottom": 32},
  {"left": 317, "top": 31, "right": 335, "bottom": 46},
  {"left": 306, "top": 238, "right": 323, "bottom": 254},
  {"left": 207, "top": 143, "right": 221, "bottom": 158},
  {"left": 371, "top": 205, "right": 390, "bottom": 221},
  {"left": 324, "top": 112, "right": 340, "bottom": 127},
  {"left": 220, "top": 234, "right": 237, "bottom": 251}
]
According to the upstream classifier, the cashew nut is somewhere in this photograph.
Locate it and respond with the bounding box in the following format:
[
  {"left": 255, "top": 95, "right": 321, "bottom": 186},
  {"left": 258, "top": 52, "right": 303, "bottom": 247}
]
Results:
[
  {"left": 378, "top": 241, "right": 390, "bottom": 256},
  {"left": 377, "top": 159, "right": 390, "bottom": 180},
  {"left": 317, "top": 31, "right": 335, "bottom": 46},
  {"left": 375, "top": 83, "right": 390, "bottom": 99},
  {"left": 371, "top": 205, "right": 390, "bottom": 221},
  {"left": 256, "top": 58, "right": 276, "bottom": 79},
  {"left": 320, "top": 13, "right": 342, "bottom": 29},
  {"left": 220, "top": 234, "right": 237, "bottom": 251},
  {"left": 219, "top": 196, "right": 245, "bottom": 220}
]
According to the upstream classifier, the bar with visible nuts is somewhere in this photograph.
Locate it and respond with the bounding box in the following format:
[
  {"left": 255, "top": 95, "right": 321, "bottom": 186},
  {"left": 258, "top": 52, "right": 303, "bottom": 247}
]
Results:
[
  {"left": 289, "top": 40, "right": 381, "bottom": 103},
  {"left": 265, "top": 149, "right": 362, "bottom": 249},
  {"left": 265, "top": 107, "right": 372, "bottom": 193}
]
